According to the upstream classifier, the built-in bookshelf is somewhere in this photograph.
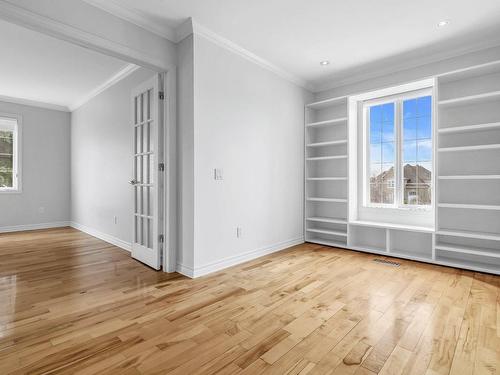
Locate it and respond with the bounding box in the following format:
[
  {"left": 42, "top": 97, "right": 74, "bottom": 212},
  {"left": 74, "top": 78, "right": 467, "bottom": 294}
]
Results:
[
  {"left": 305, "top": 96, "right": 349, "bottom": 247},
  {"left": 436, "top": 60, "right": 500, "bottom": 274},
  {"left": 304, "top": 60, "right": 500, "bottom": 275}
]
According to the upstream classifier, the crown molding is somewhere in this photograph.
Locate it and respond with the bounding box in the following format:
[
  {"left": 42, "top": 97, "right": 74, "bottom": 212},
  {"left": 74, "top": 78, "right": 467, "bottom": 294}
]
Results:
[
  {"left": 0, "top": 95, "right": 69, "bottom": 112},
  {"left": 70, "top": 63, "right": 139, "bottom": 111},
  {"left": 191, "top": 21, "right": 313, "bottom": 91},
  {"left": 313, "top": 37, "right": 500, "bottom": 93},
  {"left": 77, "top": 2, "right": 312, "bottom": 91},
  {"left": 81, "top": 0, "right": 178, "bottom": 42},
  {"left": 175, "top": 18, "right": 194, "bottom": 43},
  {"left": 0, "top": 63, "right": 139, "bottom": 114}
]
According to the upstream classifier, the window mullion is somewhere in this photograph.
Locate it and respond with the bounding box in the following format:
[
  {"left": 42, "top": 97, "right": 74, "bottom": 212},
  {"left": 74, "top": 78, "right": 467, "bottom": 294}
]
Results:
[{"left": 395, "top": 100, "right": 402, "bottom": 208}]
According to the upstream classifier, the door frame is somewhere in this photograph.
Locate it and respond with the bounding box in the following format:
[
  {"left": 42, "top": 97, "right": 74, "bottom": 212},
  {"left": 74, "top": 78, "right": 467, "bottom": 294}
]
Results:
[{"left": 2, "top": 6, "right": 178, "bottom": 272}]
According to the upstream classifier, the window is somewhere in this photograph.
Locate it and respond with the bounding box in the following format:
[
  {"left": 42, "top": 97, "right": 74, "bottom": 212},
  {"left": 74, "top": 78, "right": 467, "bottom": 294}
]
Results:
[
  {"left": 364, "top": 89, "right": 432, "bottom": 208},
  {"left": 0, "top": 115, "right": 20, "bottom": 192}
]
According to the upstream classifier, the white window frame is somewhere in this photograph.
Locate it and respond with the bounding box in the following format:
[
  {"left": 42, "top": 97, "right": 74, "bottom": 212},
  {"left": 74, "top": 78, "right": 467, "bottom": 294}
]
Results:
[
  {"left": 363, "top": 87, "right": 433, "bottom": 211},
  {"left": 0, "top": 113, "right": 22, "bottom": 193}
]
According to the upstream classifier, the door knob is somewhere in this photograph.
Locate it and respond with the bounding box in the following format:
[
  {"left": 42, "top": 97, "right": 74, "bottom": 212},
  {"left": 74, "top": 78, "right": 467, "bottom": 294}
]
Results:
[{"left": 129, "top": 179, "right": 139, "bottom": 185}]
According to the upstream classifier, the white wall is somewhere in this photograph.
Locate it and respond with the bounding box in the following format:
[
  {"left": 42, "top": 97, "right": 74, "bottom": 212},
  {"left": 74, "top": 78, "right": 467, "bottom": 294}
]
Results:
[
  {"left": 184, "top": 34, "right": 311, "bottom": 276},
  {"left": 0, "top": 101, "right": 70, "bottom": 230},
  {"left": 71, "top": 68, "right": 155, "bottom": 246}
]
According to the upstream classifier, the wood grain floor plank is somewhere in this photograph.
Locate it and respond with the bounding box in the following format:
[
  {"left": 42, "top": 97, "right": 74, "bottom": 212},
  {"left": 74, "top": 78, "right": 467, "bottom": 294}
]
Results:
[{"left": 0, "top": 227, "right": 498, "bottom": 374}]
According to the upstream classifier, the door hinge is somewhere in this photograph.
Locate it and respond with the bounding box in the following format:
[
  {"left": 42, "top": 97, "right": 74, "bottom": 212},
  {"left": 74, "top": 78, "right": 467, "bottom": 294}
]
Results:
[
  {"left": 159, "top": 234, "right": 164, "bottom": 243},
  {"left": 159, "top": 91, "right": 164, "bottom": 100},
  {"left": 159, "top": 163, "right": 165, "bottom": 172}
]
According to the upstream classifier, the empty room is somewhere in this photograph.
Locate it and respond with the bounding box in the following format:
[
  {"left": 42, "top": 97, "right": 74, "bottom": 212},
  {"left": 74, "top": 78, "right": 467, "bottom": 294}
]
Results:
[{"left": 0, "top": 0, "right": 499, "bottom": 374}]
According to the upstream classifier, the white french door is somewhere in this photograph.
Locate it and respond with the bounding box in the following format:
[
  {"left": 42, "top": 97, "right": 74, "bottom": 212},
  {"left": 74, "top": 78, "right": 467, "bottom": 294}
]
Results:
[{"left": 130, "top": 75, "right": 163, "bottom": 270}]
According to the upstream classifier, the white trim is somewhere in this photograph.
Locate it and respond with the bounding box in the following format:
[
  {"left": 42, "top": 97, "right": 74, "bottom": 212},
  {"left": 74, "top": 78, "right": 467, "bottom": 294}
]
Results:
[
  {"left": 0, "top": 112, "right": 22, "bottom": 193},
  {"left": 163, "top": 69, "right": 177, "bottom": 272},
  {"left": 175, "top": 263, "right": 195, "bottom": 278},
  {"left": 0, "top": 95, "right": 69, "bottom": 112},
  {"left": 192, "top": 21, "right": 311, "bottom": 91},
  {"left": 70, "top": 64, "right": 139, "bottom": 111},
  {"left": 70, "top": 221, "right": 131, "bottom": 252},
  {"left": 0, "top": 221, "right": 70, "bottom": 233},
  {"left": 350, "top": 79, "right": 435, "bottom": 102},
  {"left": 81, "top": 0, "right": 177, "bottom": 42},
  {"left": 177, "top": 237, "right": 304, "bottom": 278},
  {"left": 362, "top": 87, "right": 433, "bottom": 210}
]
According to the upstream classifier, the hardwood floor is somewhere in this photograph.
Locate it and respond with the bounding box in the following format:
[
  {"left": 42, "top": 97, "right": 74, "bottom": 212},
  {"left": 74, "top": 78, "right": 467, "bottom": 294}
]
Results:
[{"left": 0, "top": 227, "right": 498, "bottom": 374}]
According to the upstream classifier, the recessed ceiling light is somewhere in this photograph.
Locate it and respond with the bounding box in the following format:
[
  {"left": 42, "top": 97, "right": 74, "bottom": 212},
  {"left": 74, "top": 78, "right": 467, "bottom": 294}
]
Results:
[
  {"left": 437, "top": 20, "right": 450, "bottom": 27},
  {"left": 320, "top": 60, "right": 330, "bottom": 66}
]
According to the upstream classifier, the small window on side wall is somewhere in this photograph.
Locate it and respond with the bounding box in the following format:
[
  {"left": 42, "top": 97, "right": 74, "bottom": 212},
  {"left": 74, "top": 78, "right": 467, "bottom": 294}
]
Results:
[
  {"left": 0, "top": 115, "right": 21, "bottom": 192},
  {"left": 364, "top": 89, "right": 432, "bottom": 209}
]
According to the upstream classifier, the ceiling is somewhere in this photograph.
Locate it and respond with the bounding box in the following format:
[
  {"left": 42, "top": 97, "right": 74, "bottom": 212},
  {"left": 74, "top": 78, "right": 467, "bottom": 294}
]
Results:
[
  {"left": 0, "top": 19, "right": 134, "bottom": 111},
  {"left": 84, "top": 0, "right": 500, "bottom": 90}
]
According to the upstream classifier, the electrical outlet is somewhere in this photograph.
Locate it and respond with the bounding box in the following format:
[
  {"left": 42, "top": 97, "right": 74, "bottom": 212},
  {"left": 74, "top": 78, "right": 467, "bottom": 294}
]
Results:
[
  {"left": 236, "top": 227, "right": 243, "bottom": 238},
  {"left": 214, "top": 168, "right": 223, "bottom": 180},
  {"left": 38, "top": 207, "right": 45, "bottom": 214}
]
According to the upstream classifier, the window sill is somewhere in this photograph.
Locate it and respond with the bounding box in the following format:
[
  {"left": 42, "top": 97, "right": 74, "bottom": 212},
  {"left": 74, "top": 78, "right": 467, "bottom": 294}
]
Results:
[
  {"left": 363, "top": 204, "right": 432, "bottom": 212},
  {"left": 349, "top": 220, "right": 434, "bottom": 233},
  {"left": 0, "top": 189, "right": 22, "bottom": 194}
]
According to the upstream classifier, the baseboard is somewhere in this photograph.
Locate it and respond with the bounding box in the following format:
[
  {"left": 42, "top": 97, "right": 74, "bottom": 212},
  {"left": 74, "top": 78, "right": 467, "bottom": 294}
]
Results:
[
  {"left": 0, "top": 221, "right": 71, "bottom": 233},
  {"left": 175, "top": 263, "right": 195, "bottom": 278},
  {"left": 70, "top": 221, "right": 131, "bottom": 252},
  {"left": 177, "top": 236, "right": 304, "bottom": 278}
]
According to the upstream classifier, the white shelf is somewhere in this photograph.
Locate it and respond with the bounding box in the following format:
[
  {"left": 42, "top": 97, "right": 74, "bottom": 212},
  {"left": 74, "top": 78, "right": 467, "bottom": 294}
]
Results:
[
  {"left": 436, "top": 229, "right": 500, "bottom": 241},
  {"left": 306, "top": 177, "right": 348, "bottom": 181},
  {"left": 311, "top": 241, "right": 499, "bottom": 275},
  {"left": 437, "top": 60, "right": 500, "bottom": 83},
  {"left": 390, "top": 250, "right": 432, "bottom": 260},
  {"left": 433, "top": 258, "right": 499, "bottom": 275},
  {"left": 307, "top": 197, "right": 347, "bottom": 203},
  {"left": 438, "top": 175, "right": 500, "bottom": 180},
  {"left": 438, "top": 203, "right": 500, "bottom": 211},
  {"left": 307, "top": 140, "right": 347, "bottom": 147},
  {"left": 306, "top": 238, "right": 347, "bottom": 248},
  {"left": 438, "top": 143, "right": 500, "bottom": 152},
  {"left": 439, "top": 122, "right": 500, "bottom": 134},
  {"left": 306, "top": 117, "right": 348, "bottom": 128},
  {"left": 306, "top": 217, "right": 347, "bottom": 224},
  {"left": 435, "top": 244, "right": 500, "bottom": 259},
  {"left": 306, "top": 155, "right": 348, "bottom": 161},
  {"left": 348, "top": 220, "right": 434, "bottom": 233},
  {"left": 306, "top": 228, "right": 348, "bottom": 237},
  {"left": 306, "top": 96, "right": 348, "bottom": 109},
  {"left": 348, "top": 244, "right": 387, "bottom": 254},
  {"left": 438, "top": 90, "right": 500, "bottom": 107}
]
